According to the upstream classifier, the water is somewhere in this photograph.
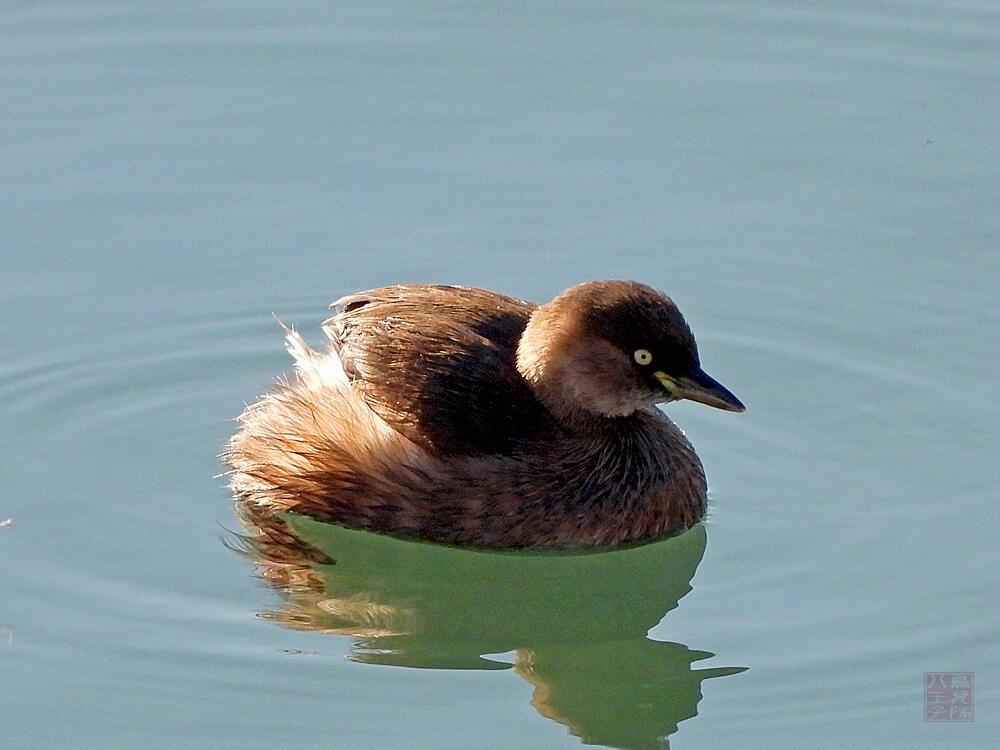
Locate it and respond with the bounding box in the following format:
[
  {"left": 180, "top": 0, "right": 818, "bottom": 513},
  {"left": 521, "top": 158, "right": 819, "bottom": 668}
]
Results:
[{"left": 2, "top": 1, "right": 998, "bottom": 747}]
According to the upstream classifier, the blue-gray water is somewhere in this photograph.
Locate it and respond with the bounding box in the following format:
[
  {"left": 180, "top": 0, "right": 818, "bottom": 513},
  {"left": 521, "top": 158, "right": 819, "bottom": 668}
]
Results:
[{"left": 2, "top": 2, "right": 998, "bottom": 748}]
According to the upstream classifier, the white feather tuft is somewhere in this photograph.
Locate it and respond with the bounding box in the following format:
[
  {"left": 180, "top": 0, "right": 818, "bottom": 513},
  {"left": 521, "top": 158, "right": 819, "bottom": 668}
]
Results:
[{"left": 274, "top": 315, "right": 349, "bottom": 391}]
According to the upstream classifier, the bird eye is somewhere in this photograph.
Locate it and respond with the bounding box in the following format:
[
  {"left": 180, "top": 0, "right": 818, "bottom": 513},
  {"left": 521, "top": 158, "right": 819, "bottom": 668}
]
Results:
[{"left": 633, "top": 348, "right": 653, "bottom": 365}]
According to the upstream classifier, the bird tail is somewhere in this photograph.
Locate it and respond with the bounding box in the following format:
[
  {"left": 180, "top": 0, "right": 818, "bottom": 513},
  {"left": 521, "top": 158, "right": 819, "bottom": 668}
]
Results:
[{"left": 275, "top": 315, "right": 348, "bottom": 390}]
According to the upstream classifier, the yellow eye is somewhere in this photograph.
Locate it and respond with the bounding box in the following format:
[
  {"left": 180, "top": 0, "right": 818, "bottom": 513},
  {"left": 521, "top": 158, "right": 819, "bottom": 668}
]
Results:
[{"left": 633, "top": 348, "right": 653, "bottom": 365}]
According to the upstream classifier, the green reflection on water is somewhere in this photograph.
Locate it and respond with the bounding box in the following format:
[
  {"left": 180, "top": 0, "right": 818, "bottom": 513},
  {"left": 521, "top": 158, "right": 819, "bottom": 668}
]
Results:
[{"left": 234, "top": 508, "right": 745, "bottom": 749}]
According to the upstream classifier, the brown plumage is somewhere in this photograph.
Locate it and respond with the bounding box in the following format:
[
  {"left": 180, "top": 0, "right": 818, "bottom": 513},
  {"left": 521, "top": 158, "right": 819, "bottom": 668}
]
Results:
[{"left": 224, "top": 281, "right": 744, "bottom": 548}]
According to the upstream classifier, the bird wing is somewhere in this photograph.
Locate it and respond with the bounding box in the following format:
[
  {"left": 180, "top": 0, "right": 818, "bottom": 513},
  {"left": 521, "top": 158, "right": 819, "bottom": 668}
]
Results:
[{"left": 321, "top": 285, "right": 557, "bottom": 456}]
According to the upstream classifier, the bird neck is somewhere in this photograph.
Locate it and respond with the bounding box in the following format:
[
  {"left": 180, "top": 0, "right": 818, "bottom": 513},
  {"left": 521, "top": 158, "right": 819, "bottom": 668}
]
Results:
[{"left": 517, "top": 311, "right": 632, "bottom": 425}]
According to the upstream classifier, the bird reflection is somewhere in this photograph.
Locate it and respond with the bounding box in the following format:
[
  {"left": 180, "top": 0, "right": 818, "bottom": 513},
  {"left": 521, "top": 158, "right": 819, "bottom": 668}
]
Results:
[{"left": 230, "top": 503, "right": 746, "bottom": 749}]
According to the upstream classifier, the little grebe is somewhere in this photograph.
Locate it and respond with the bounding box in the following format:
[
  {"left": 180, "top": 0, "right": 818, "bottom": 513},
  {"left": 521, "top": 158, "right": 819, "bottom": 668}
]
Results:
[{"left": 225, "top": 281, "right": 744, "bottom": 548}]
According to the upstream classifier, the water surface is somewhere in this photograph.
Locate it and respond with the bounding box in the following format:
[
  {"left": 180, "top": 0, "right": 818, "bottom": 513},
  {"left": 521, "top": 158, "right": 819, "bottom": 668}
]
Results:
[{"left": 2, "top": 2, "right": 998, "bottom": 748}]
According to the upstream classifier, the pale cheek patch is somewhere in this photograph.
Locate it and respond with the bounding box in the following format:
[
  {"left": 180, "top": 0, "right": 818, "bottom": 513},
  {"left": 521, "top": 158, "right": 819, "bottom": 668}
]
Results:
[{"left": 653, "top": 371, "right": 681, "bottom": 398}]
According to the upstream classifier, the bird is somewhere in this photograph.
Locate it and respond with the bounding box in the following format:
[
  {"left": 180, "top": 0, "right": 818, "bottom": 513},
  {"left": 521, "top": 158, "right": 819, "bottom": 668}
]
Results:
[{"left": 224, "top": 280, "right": 744, "bottom": 549}]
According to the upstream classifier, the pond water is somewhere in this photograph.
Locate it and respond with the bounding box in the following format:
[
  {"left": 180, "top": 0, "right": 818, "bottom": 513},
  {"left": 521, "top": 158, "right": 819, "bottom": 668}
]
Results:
[{"left": 2, "top": 2, "right": 998, "bottom": 748}]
